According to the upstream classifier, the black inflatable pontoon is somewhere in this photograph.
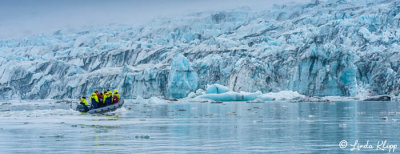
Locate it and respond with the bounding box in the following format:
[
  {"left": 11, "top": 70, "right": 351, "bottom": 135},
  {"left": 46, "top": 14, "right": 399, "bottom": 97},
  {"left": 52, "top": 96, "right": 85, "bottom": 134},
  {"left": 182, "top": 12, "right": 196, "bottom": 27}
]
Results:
[{"left": 76, "top": 99, "right": 124, "bottom": 114}]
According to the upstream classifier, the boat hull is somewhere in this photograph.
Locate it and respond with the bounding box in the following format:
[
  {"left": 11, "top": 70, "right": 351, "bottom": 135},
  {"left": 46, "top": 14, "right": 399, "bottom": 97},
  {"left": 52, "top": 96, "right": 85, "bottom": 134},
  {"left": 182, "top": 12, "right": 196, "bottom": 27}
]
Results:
[{"left": 76, "top": 99, "right": 125, "bottom": 114}]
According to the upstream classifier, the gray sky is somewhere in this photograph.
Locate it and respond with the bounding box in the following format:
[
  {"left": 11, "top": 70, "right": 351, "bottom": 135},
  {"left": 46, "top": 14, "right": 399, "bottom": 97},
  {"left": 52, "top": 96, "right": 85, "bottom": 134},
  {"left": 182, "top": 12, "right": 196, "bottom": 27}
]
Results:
[{"left": 0, "top": 0, "right": 311, "bottom": 40}]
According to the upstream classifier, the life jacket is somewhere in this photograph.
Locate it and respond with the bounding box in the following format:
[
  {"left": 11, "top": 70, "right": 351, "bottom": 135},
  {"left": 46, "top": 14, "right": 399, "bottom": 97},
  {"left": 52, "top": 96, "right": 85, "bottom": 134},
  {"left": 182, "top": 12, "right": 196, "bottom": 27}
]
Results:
[
  {"left": 113, "top": 93, "right": 120, "bottom": 103},
  {"left": 102, "top": 92, "right": 107, "bottom": 103},
  {"left": 90, "top": 92, "right": 99, "bottom": 103},
  {"left": 80, "top": 98, "right": 88, "bottom": 106},
  {"left": 107, "top": 91, "right": 113, "bottom": 103},
  {"left": 97, "top": 93, "right": 103, "bottom": 99}
]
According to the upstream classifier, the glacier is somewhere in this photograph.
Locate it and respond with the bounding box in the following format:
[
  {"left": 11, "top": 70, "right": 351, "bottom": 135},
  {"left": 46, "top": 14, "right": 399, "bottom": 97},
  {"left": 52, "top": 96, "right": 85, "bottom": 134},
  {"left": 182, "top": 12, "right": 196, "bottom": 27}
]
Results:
[
  {"left": 1, "top": 0, "right": 400, "bottom": 100},
  {"left": 167, "top": 53, "right": 199, "bottom": 98}
]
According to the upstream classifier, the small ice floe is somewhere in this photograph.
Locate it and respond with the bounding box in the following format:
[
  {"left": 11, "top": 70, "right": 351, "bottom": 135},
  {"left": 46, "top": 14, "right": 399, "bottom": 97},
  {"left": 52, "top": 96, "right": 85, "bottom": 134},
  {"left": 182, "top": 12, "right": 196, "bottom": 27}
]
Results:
[
  {"left": 380, "top": 116, "right": 388, "bottom": 121},
  {"left": 205, "top": 114, "right": 213, "bottom": 117},
  {"left": 134, "top": 96, "right": 169, "bottom": 104},
  {"left": 252, "top": 120, "right": 262, "bottom": 124},
  {"left": 297, "top": 97, "right": 330, "bottom": 102},
  {"left": 338, "top": 123, "right": 347, "bottom": 128},
  {"left": 344, "top": 107, "right": 353, "bottom": 110},
  {"left": 322, "top": 96, "right": 359, "bottom": 102},
  {"left": 357, "top": 112, "right": 366, "bottom": 115},
  {"left": 198, "top": 91, "right": 260, "bottom": 102},
  {"left": 379, "top": 116, "right": 388, "bottom": 121},
  {"left": 135, "top": 135, "right": 150, "bottom": 139},
  {"left": 246, "top": 99, "right": 264, "bottom": 103},
  {"left": 186, "top": 92, "right": 197, "bottom": 99},
  {"left": 40, "top": 134, "right": 64, "bottom": 138},
  {"left": 55, "top": 100, "right": 72, "bottom": 104},
  {"left": 226, "top": 112, "right": 237, "bottom": 116},
  {"left": 363, "top": 95, "right": 391, "bottom": 101},
  {"left": 1, "top": 102, "right": 11, "bottom": 106},
  {"left": 258, "top": 91, "right": 305, "bottom": 101}
]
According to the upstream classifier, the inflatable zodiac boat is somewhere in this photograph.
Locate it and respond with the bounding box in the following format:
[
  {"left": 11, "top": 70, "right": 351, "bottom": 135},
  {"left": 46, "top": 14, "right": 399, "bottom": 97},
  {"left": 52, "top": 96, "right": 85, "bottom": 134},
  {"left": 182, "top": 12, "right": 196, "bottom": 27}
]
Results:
[{"left": 76, "top": 99, "right": 124, "bottom": 114}]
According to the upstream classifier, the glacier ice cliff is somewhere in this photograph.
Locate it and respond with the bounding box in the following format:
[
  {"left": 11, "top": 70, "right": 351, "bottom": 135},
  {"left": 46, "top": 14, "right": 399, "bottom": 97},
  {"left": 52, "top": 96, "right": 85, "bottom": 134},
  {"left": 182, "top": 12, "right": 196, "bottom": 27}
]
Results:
[
  {"left": 167, "top": 54, "right": 198, "bottom": 98},
  {"left": 1, "top": 0, "right": 400, "bottom": 99}
]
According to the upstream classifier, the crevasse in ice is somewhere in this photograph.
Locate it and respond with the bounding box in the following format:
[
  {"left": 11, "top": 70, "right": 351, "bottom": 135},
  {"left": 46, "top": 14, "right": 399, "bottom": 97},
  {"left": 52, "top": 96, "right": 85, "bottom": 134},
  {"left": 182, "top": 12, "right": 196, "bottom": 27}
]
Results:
[{"left": 0, "top": 0, "right": 400, "bottom": 99}]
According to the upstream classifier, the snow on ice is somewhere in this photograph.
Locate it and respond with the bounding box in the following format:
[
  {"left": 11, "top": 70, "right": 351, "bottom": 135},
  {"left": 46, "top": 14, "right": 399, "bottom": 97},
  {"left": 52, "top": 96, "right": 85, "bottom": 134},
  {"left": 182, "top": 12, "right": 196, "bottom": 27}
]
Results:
[{"left": 1, "top": 0, "right": 400, "bottom": 100}]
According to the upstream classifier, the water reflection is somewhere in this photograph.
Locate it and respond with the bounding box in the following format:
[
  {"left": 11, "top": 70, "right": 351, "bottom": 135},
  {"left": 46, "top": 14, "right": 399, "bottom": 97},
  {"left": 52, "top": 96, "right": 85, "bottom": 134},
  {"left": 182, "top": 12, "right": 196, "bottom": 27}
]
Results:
[{"left": 0, "top": 100, "right": 399, "bottom": 153}]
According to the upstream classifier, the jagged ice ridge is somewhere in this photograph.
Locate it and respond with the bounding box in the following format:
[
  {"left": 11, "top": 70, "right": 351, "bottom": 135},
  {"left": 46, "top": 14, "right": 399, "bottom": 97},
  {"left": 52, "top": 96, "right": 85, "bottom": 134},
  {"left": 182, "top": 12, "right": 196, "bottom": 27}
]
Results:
[{"left": 1, "top": 0, "right": 400, "bottom": 99}]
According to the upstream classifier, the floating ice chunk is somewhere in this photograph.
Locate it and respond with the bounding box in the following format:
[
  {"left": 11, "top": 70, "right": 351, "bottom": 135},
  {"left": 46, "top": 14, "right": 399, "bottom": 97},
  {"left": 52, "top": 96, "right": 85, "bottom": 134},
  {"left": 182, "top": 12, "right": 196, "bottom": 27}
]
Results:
[
  {"left": 134, "top": 96, "right": 145, "bottom": 103},
  {"left": 197, "top": 87, "right": 304, "bottom": 102},
  {"left": 199, "top": 91, "right": 260, "bottom": 101},
  {"left": 297, "top": 97, "right": 330, "bottom": 102},
  {"left": 321, "top": 96, "right": 358, "bottom": 102},
  {"left": 147, "top": 97, "right": 169, "bottom": 104},
  {"left": 187, "top": 92, "right": 196, "bottom": 98},
  {"left": 246, "top": 98, "right": 265, "bottom": 103},
  {"left": 258, "top": 91, "right": 305, "bottom": 101},
  {"left": 133, "top": 96, "right": 168, "bottom": 104},
  {"left": 195, "top": 89, "right": 205, "bottom": 95},
  {"left": 205, "top": 84, "right": 230, "bottom": 94}
]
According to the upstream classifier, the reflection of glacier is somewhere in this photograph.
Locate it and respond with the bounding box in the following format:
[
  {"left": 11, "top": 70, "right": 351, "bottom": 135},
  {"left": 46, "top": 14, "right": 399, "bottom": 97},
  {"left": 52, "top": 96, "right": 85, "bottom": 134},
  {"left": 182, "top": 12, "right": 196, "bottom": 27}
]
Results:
[{"left": 1, "top": 0, "right": 400, "bottom": 99}]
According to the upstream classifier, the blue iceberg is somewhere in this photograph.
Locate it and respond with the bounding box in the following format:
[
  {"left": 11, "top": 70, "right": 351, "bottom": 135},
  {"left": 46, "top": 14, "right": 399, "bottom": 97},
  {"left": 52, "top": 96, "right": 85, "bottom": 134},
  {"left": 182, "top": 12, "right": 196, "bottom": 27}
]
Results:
[{"left": 167, "top": 54, "right": 199, "bottom": 98}]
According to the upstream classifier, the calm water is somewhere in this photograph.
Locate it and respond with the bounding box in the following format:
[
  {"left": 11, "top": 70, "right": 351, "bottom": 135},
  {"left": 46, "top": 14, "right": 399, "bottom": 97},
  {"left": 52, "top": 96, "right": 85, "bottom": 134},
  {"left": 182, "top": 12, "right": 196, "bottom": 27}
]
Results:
[{"left": 0, "top": 100, "right": 400, "bottom": 153}]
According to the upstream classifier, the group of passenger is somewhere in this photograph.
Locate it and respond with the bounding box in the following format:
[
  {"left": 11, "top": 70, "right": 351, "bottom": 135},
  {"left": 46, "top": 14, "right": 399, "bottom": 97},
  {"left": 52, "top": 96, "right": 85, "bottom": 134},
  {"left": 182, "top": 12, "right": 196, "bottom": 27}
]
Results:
[{"left": 79, "top": 89, "right": 120, "bottom": 112}]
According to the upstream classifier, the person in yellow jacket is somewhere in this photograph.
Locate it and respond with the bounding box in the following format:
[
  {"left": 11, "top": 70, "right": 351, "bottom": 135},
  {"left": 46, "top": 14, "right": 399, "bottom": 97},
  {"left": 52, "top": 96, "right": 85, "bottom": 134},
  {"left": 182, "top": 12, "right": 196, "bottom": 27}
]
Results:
[
  {"left": 80, "top": 96, "right": 89, "bottom": 112},
  {"left": 113, "top": 90, "right": 120, "bottom": 103},
  {"left": 104, "top": 89, "right": 113, "bottom": 106},
  {"left": 102, "top": 90, "right": 107, "bottom": 105},
  {"left": 90, "top": 91, "right": 99, "bottom": 109},
  {"left": 108, "top": 90, "right": 113, "bottom": 103}
]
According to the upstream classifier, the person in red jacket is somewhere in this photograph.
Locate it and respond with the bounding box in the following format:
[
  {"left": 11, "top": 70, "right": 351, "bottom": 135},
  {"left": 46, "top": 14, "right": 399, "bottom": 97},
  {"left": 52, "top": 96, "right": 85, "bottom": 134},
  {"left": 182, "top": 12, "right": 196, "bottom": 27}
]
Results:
[
  {"left": 113, "top": 89, "right": 120, "bottom": 103},
  {"left": 95, "top": 90, "right": 103, "bottom": 107}
]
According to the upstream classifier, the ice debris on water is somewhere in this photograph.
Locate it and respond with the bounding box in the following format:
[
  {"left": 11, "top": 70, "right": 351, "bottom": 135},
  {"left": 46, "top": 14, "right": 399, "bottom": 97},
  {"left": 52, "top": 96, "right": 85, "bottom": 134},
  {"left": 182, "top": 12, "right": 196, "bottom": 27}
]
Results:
[
  {"left": 134, "top": 96, "right": 169, "bottom": 104},
  {"left": 135, "top": 135, "right": 150, "bottom": 139},
  {"left": 296, "top": 97, "right": 331, "bottom": 102},
  {"left": 380, "top": 116, "right": 388, "bottom": 121}
]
